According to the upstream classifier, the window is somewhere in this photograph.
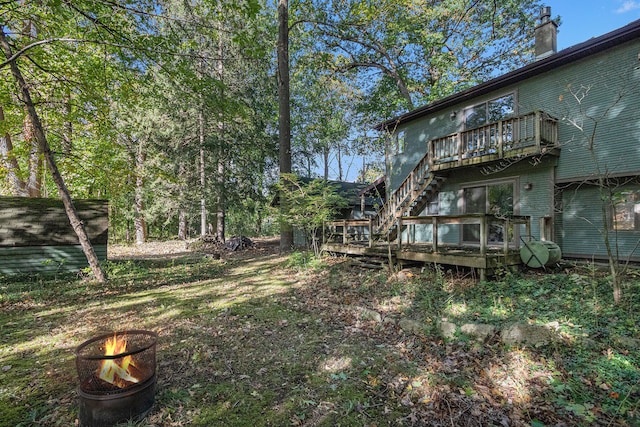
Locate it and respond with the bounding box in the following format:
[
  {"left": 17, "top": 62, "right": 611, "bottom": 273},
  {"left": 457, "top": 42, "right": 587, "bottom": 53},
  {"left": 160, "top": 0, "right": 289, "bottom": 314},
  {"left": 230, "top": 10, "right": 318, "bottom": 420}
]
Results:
[
  {"left": 611, "top": 190, "right": 640, "bottom": 231},
  {"left": 463, "top": 94, "right": 515, "bottom": 155},
  {"left": 462, "top": 182, "right": 514, "bottom": 243},
  {"left": 464, "top": 94, "right": 514, "bottom": 130},
  {"left": 396, "top": 130, "right": 406, "bottom": 154}
]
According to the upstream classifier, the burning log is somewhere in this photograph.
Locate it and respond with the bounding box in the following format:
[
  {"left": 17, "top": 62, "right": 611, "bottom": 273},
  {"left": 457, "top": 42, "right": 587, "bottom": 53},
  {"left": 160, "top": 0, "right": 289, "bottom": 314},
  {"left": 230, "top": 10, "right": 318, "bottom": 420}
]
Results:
[{"left": 75, "top": 330, "right": 157, "bottom": 426}]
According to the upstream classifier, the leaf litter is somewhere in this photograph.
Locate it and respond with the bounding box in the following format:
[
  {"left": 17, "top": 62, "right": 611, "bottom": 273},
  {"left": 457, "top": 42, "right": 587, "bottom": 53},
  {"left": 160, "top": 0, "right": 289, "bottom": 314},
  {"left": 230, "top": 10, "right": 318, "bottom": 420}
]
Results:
[{"left": 1, "top": 239, "right": 637, "bottom": 426}]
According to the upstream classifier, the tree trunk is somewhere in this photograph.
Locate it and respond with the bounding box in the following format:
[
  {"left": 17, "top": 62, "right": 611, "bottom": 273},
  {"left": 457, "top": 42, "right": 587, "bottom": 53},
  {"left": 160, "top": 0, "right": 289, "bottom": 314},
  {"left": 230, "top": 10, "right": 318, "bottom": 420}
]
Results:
[
  {"left": 216, "top": 160, "right": 225, "bottom": 241},
  {"left": 323, "top": 146, "right": 329, "bottom": 181},
  {"left": 215, "top": 23, "right": 225, "bottom": 242},
  {"left": 199, "top": 109, "right": 207, "bottom": 237},
  {"left": 0, "top": 105, "right": 29, "bottom": 196},
  {"left": 0, "top": 30, "right": 107, "bottom": 282},
  {"left": 337, "top": 142, "right": 343, "bottom": 181},
  {"left": 177, "top": 163, "right": 188, "bottom": 240},
  {"left": 24, "top": 113, "right": 43, "bottom": 197},
  {"left": 134, "top": 146, "right": 147, "bottom": 245},
  {"left": 178, "top": 208, "right": 188, "bottom": 240},
  {"left": 278, "top": 0, "right": 293, "bottom": 250}
]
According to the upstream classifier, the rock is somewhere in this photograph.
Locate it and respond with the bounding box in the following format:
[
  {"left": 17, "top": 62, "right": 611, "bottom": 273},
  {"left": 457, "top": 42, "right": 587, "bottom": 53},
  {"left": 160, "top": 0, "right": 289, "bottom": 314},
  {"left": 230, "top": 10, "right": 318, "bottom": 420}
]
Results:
[
  {"left": 354, "top": 306, "right": 382, "bottom": 323},
  {"left": 438, "top": 321, "right": 457, "bottom": 339},
  {"left": 502, "top": 323, "right": 557, "bottom": 346},
  {"left": 460, "top": 323, "right": 495, "bottom": 341},
  {"left": 399, "top": 318, "right": 424, "bottom": 335},
  {"left": 612, "top": 335, "right": 640, "bottom": 350}
]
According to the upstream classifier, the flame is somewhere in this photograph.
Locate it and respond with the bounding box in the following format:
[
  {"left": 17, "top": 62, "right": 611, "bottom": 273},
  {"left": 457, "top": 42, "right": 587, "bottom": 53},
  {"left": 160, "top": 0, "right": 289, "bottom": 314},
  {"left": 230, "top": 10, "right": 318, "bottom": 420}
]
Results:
[{"left": 98, "top": 333, "right": 140, "bottom": 388}]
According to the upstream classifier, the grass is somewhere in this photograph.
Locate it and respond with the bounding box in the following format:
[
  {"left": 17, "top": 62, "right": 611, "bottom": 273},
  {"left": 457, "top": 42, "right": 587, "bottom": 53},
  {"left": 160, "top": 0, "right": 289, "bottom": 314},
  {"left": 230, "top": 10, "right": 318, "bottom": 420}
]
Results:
[{"left": 0, "top": 245, "right": 639, "bottom": 426}]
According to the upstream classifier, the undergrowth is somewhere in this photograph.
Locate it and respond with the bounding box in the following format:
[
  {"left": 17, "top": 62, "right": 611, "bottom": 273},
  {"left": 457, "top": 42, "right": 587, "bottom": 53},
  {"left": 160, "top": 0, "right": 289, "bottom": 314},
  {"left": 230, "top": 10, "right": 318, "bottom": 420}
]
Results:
[{"left": 0, "top": 249, "right": 638, "bottom": 426}]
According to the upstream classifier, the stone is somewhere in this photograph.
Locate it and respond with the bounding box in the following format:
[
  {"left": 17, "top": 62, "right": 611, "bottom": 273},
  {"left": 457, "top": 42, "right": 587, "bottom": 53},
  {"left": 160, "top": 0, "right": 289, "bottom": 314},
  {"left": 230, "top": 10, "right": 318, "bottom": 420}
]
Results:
[
  {"left": 460, "top": 323, "right": 495, "bottom": 341},
  {"left": 354, "top": 306, "right": 382, "bottom": 323},
  {"left": 439, "top": 321, "right": 457, "bottom": 339},
  {"left": 502, "top": 323, "right": 556, "bottom": 346},
  {"left": 399, "top": 318, "right": 424, "bottom": 335}
]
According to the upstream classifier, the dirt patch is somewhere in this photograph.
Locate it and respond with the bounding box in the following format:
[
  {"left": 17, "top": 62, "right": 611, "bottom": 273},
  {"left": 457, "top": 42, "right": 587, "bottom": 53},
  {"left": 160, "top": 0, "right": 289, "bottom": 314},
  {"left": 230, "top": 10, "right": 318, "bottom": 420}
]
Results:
[{"left": 108, "top": 237, "right": 281, "bottom": 261}]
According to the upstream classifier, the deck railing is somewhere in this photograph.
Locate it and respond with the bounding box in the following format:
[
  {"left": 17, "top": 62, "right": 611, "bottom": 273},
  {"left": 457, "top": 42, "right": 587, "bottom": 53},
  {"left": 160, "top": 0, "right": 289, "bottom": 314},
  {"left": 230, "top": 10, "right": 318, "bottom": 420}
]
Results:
[
  {"left": 396, "top": 214, "right": 531, "bottom": 255},
  {"left": 429, "top": 111, "right": 558, "bottom": 167},
  {"left": 373, "top": 111, "right": 557, "bottom": 237},
  {"left": 325, "top": 214, "right": 531, "bottom": 254}
]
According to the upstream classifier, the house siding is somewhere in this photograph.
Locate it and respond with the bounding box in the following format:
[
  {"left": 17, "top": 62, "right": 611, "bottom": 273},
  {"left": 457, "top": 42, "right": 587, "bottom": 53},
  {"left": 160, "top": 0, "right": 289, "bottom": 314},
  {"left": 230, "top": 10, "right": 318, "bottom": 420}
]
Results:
[
  {"left": 425, "top": 159, "right": 555, "bottom": 245},
  {"left": 389, "top": 110, "right": 458, "bottom": 191},
  {"left": 559, "top": 184, "right": 640, "bottom": 261},
  {"left": 517, "top": 40, "right": 640, "bottom": 181},
  {"left": 385, "top": 34, "right": 640, "bottom": 262}
]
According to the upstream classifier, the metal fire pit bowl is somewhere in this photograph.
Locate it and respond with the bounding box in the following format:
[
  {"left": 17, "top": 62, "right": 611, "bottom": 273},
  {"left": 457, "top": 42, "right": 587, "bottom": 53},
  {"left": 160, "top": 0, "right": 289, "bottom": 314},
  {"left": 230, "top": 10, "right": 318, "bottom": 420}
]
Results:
[{"left": 75, "top": 330, "right": 157, "bottom": 427}]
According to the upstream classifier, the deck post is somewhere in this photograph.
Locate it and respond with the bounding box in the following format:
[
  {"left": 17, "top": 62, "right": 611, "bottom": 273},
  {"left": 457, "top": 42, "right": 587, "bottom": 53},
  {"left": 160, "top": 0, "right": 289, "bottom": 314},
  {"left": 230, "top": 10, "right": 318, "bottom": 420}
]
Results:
[
  {"left": 397, "top": 216, "right": 403, "bottom": 251},
  {"left": 535, "top": 110, "right": 541, "bottom": 153},
  {"left": 457, "top": 132, "right": 463, "bottom": 166},
  {"left": 368, "top": 218, "right": 373, "bottom": 248},
  {"left": 480, "top": 215, "right": 487, "bottom": 256},
  {"left": 497, "top": 121, "right": 503, "bottom": 158},
  {"left": 432, "top": 216, "right": 439, "bottom": 253},
  {"left": 343, "top": 220, "right": 347, "bottom": 245}
]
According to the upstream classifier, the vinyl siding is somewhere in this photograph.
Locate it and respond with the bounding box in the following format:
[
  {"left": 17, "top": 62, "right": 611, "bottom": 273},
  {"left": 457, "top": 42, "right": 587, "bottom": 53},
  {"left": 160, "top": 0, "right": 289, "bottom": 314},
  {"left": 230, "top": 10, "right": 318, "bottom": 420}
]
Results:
[
  {"left": 517, "top": 40, "right": 640, "bottom": 181},
  {"left": 559, "top": 185, "right": 640, "bottom": 261},
  {"left": 0, "top": 245, "right": 108, "bottom": 275},
  {"left": 0, "top": 198, "right": 108, "bottom": 275}
]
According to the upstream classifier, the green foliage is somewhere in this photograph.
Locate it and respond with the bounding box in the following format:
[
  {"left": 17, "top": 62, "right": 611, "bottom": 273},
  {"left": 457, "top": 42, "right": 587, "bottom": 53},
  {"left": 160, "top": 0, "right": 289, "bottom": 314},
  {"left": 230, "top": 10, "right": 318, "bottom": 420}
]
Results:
[
  {"left": 1, "top": 247, "right": 639, "bottom": 425},
  {"left": 277, "top": 174, "right": 349, "bottom": 253},
  {"left": 286, "top": 250, "right": 326, "bottom": 272}
]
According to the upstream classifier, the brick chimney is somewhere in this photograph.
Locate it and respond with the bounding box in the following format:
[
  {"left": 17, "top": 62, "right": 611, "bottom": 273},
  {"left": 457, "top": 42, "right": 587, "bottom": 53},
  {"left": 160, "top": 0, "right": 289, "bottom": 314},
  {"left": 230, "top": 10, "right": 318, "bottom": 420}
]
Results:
[{"left": 535, "top": 6, "right": 557, "bottom": 60}]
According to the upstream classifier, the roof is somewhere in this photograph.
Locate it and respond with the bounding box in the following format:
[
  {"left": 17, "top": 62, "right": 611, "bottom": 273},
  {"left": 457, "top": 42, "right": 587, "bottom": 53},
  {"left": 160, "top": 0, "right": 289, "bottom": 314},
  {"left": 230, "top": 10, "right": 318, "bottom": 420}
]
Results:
[
  {"left": 357, "top": 175, "right": 386, "bottom": 198},
  {"left": 375, "top": 18, "right": 640, "bottom": 131},
  {"left": 270, "top": 177, "right": 382, "bottom": 207}
]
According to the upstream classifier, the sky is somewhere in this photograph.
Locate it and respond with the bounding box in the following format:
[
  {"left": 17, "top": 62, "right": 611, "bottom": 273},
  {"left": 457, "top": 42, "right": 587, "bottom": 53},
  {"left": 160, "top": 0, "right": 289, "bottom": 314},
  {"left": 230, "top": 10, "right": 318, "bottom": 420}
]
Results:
[
  {"left": 324, "top": 1, "right": 640, "bottom": 182},
  {"left": 550, "top": 0, "right": 640, "bottom": 49}
]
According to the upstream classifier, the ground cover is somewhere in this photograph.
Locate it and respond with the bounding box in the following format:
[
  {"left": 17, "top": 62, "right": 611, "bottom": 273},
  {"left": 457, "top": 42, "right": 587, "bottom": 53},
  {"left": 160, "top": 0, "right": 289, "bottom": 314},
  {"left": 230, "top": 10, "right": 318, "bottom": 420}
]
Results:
[{"left": 0, "top": 239, "right": 638, "bottom": 426}]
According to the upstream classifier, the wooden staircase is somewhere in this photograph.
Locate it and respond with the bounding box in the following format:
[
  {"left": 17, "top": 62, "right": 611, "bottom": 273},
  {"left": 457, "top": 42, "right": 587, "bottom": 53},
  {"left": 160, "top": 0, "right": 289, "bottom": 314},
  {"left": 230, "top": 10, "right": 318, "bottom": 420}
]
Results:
[{"left": 374, "top": 152, "right": 446, "bottom": 241}]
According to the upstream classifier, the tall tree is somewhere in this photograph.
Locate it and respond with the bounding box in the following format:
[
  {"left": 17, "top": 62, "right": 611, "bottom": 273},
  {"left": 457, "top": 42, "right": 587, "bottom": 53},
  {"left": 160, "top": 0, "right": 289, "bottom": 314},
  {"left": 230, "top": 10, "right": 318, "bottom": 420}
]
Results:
[
  {"left": 278, "top": 0, "right": 294, "bottom": 249},
  {"left": 297, "top": 0, "right": 543, "bottom": 116},
  {"left": 0, "top": 29, "right": 107, "bottom": 282}
]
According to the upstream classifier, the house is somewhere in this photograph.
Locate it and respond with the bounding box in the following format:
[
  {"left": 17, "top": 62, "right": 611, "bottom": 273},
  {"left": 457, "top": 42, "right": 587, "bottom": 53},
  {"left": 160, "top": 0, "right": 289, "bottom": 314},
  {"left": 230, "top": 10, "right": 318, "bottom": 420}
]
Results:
[
  {"left": 324, "top": 7, "right": 640, "bottom": 273},
  {"left": 285, "top": 178, "right": 383, "bottom": 247}
]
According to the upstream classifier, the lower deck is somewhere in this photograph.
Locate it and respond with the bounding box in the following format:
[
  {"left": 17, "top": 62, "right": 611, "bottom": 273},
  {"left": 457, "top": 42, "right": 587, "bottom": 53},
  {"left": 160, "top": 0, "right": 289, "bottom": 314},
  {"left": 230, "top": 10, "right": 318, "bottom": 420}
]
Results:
[{"left": 323, "top": 214, "right": 532, "bottom": 280}]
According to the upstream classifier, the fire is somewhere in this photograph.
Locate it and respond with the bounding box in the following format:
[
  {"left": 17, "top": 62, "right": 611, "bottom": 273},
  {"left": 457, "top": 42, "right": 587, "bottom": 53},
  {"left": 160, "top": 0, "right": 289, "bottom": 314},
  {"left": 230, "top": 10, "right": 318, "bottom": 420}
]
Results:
[{"left": 98, "top": 333, "right": 140, "bottom": 388}]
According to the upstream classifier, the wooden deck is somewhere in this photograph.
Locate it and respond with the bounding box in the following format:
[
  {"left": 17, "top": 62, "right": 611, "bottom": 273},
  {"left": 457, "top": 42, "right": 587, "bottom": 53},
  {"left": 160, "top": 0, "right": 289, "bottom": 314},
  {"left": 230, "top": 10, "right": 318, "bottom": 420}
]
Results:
[{"left": 323, "top": 214, "right": 531, "bottom": 280}]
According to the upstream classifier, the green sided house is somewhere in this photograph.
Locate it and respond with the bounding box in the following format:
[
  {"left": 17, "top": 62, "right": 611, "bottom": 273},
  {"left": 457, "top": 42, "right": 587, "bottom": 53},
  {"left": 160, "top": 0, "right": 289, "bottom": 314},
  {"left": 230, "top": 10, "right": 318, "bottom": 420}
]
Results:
[{"left": 324, "top": 8, "right": 640, "bottom": 274}]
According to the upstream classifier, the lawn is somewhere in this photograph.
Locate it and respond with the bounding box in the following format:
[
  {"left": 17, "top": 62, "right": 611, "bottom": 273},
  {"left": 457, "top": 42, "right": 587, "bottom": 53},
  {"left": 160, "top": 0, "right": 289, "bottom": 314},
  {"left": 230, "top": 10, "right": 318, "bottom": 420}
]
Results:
[{"left": 0, "top": 240, "right": 638, "bottom": 426}]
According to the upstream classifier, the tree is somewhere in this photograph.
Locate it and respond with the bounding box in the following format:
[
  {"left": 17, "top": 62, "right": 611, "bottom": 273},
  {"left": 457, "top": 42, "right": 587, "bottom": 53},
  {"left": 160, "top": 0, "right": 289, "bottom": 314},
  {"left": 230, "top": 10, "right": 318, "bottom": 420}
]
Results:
[
  {"left": 277, "top": 174, "right": 347, "bottom": 254},
  {"left": 0, "top": 29, "right": 107, "bottom": 282},
  {"left": 278, "top": 0, "right": 294, "bottom": 250},
  {"left": 296, "top": 0, "right": 544, "bottom": 115}
]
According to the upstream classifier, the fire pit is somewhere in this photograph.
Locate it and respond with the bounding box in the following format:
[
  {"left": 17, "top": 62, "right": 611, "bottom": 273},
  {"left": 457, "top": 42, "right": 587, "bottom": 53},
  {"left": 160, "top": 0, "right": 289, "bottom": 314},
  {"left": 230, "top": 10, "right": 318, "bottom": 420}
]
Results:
[{"left": 75, "top": 330, "right": 157, "bottom": 427}]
